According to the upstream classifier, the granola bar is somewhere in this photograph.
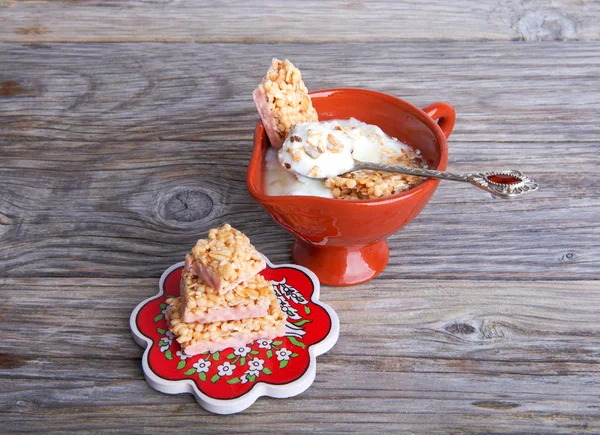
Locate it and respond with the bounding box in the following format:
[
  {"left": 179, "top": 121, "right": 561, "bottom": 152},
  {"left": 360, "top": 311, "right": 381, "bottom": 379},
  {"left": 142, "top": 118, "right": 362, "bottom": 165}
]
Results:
[
  {"left": 185, "top": 224, "right": 266, "bottom": 294},
  {"left": 252, "top": 58, "right": 318, "bottom": 149},
  {"left": 180, "top": 269, "right": 273, "bottom": 323},
  {"left": 166, "top": 295, "right": 287, "bottom": 355}
]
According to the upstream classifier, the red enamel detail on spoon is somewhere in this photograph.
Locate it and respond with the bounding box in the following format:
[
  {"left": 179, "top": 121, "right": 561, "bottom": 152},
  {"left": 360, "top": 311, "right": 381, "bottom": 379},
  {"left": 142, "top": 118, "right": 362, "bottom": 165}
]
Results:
[{"left": 487, "top": 174, "right": 520, "bottom": 185}]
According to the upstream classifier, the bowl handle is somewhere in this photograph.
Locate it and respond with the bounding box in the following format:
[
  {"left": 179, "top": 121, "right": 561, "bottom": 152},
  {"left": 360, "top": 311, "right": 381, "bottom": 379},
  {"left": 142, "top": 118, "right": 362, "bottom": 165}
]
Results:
[{"left": 421, "top": 102, "right": 456, "bottom": 139}]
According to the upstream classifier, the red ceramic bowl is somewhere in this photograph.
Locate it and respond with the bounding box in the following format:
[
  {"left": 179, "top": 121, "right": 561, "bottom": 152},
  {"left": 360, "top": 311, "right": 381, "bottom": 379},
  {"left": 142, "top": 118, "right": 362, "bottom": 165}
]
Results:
[{"left": 247, "top": 89, "right": 455, "bottom": 286}]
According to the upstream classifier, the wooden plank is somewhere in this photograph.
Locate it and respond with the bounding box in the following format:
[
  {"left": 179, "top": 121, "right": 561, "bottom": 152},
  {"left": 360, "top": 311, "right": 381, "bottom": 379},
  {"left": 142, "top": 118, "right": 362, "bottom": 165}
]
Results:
[
  {"left": 1, "top": 380, "right": 599, "bottom": 434},
  {"left": 2, "top": 42, "right": 600, "bottom": 143},
  {"left": 1, "top": 0, "right": 599, "bottom": 43},
  {"left": 2, "top": 278, "right": 600, "bottom": 360},
  {"left": 0, "top": 42, "right": 599, "bottom": 279},
  {"left": 1, "top": 278, "right": 599, "bottom": 433},
  {"left": 0, "top": 142, "right": 597, "bottom": 279}
]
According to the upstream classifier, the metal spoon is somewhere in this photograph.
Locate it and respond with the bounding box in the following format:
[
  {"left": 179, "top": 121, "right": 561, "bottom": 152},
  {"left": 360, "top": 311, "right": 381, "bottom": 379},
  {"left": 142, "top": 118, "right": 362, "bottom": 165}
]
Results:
[{"left": 334, "top": 162, "right": 538, "bottom": 199}]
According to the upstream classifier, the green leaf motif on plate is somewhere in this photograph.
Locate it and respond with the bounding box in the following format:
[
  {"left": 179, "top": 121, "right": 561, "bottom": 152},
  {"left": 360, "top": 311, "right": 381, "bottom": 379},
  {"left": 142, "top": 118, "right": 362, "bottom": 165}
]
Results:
[
  {"left": 304, "top": 306, "right": 311, "bottom": 315},
  {"left": 165, "top": 350, "right": 173, "bottom": 360},
  {"left": 279, "top": 360, "right": 289, "bottom": 369},
  {"left": 293, "top": 319, "right": 311, "bottom": 327},
  {"left": 250, "top": 350, "right": 259, "bottom": 355},
  {"left": 212, "top": 351, "right": 220, "bottom": 361},
  {"left": 272, "top": 340, "right": 284, "bottom": 346},
  {"left": 176, "top": 360, "right": 186, "bottom": 370},
  {"left": 291, "top": 353, "right": 298, "bottom": 357},
  {"left": 154, "top": 314, "right": 164, "bottom": 322},
  {"left": 266, "top": 350, "right": 273, "bottom": 359},
  {"left": 198, "top": 372, "right": 206, "bottom": 381},
  {"left": 240, "top": 357, "right": 246, "bottom": 366},
  {"left": 263, "top": 368, "right": 272, "bottom": 375},
  {"left": 183, "top": 368, "right": 197, "bottom": 376},
  {"left": 156, "top": 328, "right": 166, "bottom": 334},
  {"left": 288, "top": 336, "right": 306, "bottom": 349},
  {"left": 227, "top": 377, "right": 241, "bottom": 384},
  {"left": 226, "top": 353, "right": 236, "bottom": 360},
  {"left": 211, "top": 374, "right": 220, "bottom": 383},
  {"left": 159, "top": 303, "right": 167, "bottom": 310}
]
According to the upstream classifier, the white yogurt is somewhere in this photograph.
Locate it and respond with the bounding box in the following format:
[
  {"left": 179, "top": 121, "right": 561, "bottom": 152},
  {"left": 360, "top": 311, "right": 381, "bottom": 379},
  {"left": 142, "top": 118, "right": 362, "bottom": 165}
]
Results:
[
  {"left": 264, "top": 146, "right": 334, "bottom": 198},
  {"left": 265, "top": 118, "right": 424, "bottom": 198},
  {"left": 278, "top": 121, "right": 355, "bottom": 179}
]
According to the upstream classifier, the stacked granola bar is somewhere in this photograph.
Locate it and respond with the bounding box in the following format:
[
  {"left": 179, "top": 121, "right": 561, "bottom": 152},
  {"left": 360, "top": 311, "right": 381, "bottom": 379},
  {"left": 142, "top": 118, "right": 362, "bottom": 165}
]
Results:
[{"left": 166, "top": 224, "right": 286, "bottom": 355}]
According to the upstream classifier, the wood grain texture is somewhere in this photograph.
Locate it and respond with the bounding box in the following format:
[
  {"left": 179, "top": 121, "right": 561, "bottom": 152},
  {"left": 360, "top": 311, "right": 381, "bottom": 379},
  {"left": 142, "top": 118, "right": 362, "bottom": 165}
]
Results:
[
  {"left": 1, "top": 0, "right": 599, "bottom": 42},
  {"left": 2, "top": 42, "right": 600, "bottom": 143},
  {"left": 1, "top": 278, "right": 599, "bottom": 433},
  {"left": 1, "top": 42, "right": 599, "bottom": 279}
]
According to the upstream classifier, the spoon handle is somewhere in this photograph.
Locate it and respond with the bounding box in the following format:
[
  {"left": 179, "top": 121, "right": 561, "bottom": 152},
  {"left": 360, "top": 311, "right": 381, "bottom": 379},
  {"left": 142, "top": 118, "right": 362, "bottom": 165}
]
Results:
[
  {"left": 350, "top": 162, "right": 539, "bottom": 199},
  {"left": 352, "top": 162, "right": 467, "bottom": 182}
]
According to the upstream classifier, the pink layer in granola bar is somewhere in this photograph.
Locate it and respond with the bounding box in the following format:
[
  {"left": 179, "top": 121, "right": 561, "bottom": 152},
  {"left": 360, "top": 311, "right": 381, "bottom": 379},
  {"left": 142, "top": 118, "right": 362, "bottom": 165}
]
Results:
[
  {"left": 185, "top": 224, "right": 266, "bottom": 295},
  {"left": 253, "top": 86, "right": 283, "bottom": 148},
  {"left": 182, "top": 327, "right": 285, "bottom": 356},
  {"left": 180, "top": 269, "right": 273, "bottom": 323}
]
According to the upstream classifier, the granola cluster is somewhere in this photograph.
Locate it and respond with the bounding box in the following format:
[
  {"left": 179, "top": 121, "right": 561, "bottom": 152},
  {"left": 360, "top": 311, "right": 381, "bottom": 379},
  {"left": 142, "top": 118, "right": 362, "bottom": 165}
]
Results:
[
  {"left": 325, "top": 170, "right": 424, "bottom": 200},
  {"left": 325, "top": 148, "right": 428, "bottom": 200},
  {"left": 181, "top": 270, "right": 273, "bottom": 316}
]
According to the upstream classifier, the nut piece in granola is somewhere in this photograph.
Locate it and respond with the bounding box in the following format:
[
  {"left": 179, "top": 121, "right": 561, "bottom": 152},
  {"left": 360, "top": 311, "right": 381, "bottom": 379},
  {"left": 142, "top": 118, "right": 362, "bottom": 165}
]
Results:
[
  {"left": 252, "top": 58, "right": 319, "bottom": 149},
  {"left": 185, "top": 224, "right": 266, "bottom": 294},
  {"left": 180, "top": 269, "right": 274, "bottom": 323},
  {"left": 166, "top": 294, "right": 287, "bottom": 355}
]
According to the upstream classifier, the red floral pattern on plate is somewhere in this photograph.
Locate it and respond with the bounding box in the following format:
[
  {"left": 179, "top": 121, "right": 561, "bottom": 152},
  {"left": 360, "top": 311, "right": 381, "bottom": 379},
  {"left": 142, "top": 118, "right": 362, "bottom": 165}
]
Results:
[{"left": 130, "top": 257, "right": 339, "bottom": 414}]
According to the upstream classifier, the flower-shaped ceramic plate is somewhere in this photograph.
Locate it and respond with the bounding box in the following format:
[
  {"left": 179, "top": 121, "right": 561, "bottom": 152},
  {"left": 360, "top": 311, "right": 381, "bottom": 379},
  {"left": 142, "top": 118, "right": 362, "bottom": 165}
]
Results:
[{"left": 130, "top": 256, "right": 339, "bottom": 414}]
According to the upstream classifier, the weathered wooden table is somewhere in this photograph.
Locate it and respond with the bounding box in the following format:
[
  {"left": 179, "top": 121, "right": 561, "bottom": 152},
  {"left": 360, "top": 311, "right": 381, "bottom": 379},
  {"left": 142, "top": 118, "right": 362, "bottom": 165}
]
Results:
[{"left": 1, "top": 1, "right": 599, "bottom": 433}]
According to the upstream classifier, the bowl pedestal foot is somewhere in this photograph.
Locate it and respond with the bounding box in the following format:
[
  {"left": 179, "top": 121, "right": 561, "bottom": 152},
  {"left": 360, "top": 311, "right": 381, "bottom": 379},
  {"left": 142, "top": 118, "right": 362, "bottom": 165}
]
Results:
[{"left": 291, "top": 239, "right": 389, "bottom": 286}]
